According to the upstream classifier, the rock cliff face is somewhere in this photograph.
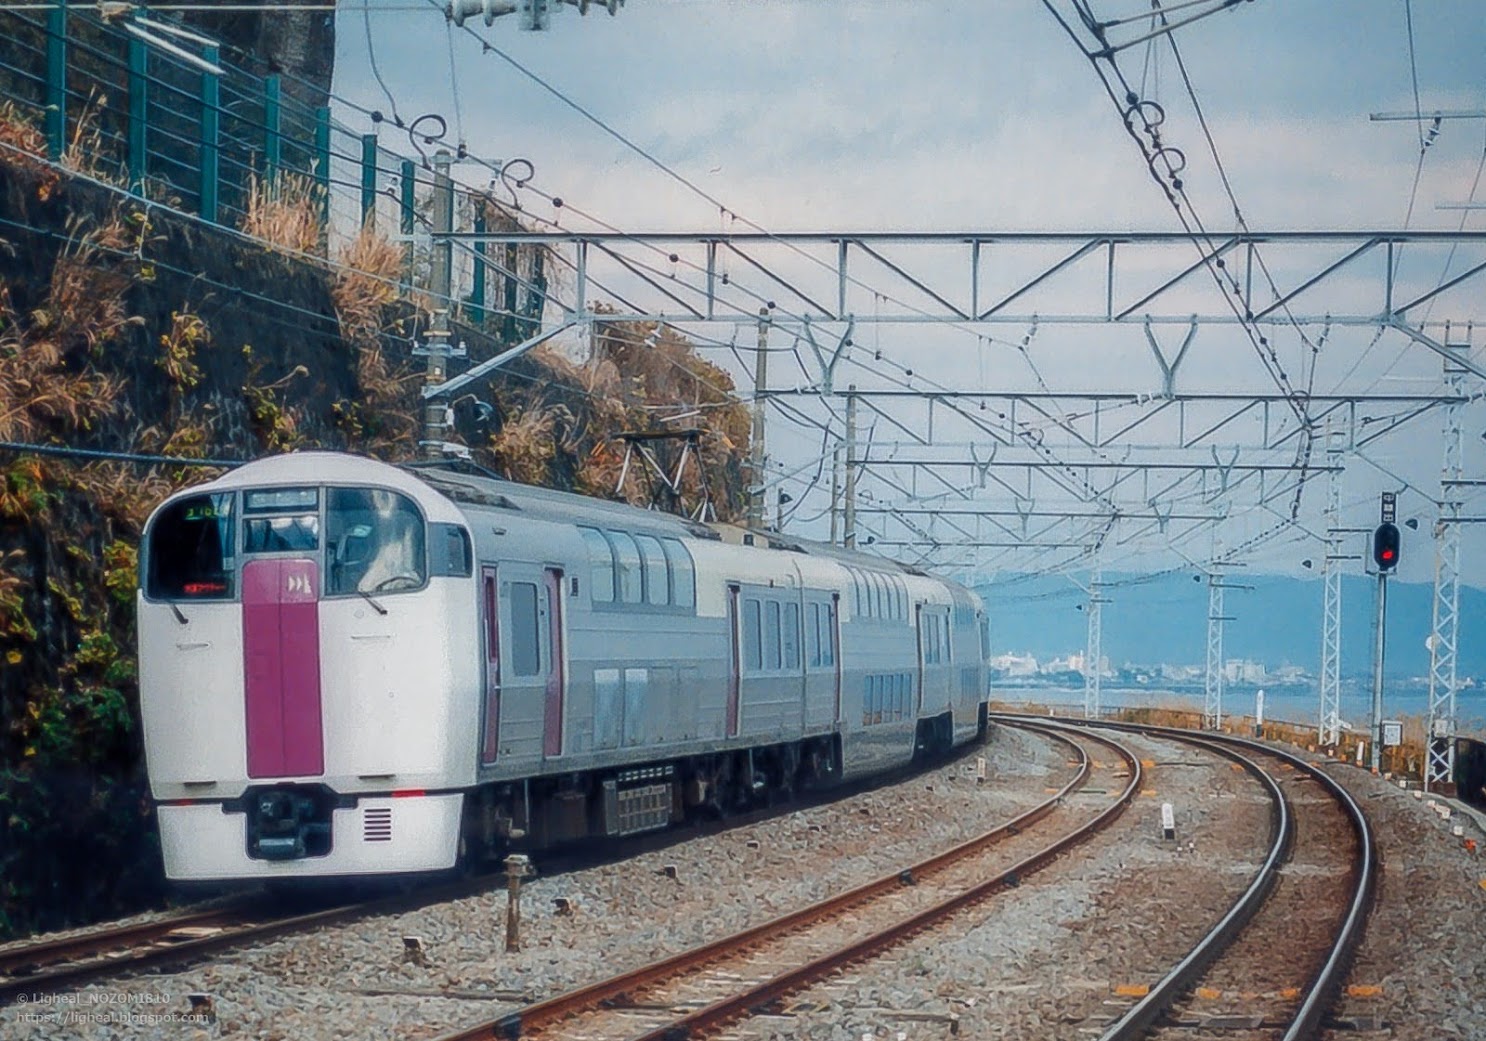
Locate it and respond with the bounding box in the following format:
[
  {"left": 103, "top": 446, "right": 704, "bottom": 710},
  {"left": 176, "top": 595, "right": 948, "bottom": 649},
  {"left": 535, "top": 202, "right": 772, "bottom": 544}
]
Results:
[{"left": 186, "top": 1, "right": 336, "bottom": 112}]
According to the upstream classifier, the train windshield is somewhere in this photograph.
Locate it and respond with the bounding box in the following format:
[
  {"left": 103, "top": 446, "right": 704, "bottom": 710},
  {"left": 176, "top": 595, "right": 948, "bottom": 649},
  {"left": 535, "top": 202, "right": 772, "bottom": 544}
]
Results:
[
  {"left": 146, "top": 493, "right": 236, "bottom": 600},
  {"left": 325, "top": 487, "right": 426, "bottom": 595}
]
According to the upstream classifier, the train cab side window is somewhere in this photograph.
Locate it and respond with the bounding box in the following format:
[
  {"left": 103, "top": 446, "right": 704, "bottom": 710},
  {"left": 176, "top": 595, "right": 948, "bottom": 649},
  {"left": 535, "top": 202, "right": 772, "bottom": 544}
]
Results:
[
  {"left": 609, "top": 531, "right": 644, "bottom": 604},
  {"left": 326, "top": 488, "right": 426, "bottom": 595},
  {"left": 146, "top": 493, "right": 236, "bottom": 600},
  {"left": 578, "top": 527, "right": 615, "bottom": 603},
  {"left": 661, "top": 538, "right": 695, "bottom": 608},
  {"left": 635, "top": 534, "right": 670, "bottom": 606},
  {"left": 744, "top": 598, "right": 763, "bottom": 671},
  {"left": 430, "top": 523, "right": 472, "bottom": 577}
]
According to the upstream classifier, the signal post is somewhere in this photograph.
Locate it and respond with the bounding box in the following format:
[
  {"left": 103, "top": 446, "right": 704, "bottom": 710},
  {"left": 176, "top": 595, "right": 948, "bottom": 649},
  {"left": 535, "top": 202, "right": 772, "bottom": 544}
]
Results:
[{"left": 1369, "top": 493, "right": 1401, "bottom": 772}]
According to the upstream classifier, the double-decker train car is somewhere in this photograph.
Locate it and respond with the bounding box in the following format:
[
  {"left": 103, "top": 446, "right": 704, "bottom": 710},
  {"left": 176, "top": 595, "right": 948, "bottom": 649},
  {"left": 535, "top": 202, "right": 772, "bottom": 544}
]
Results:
[{"left": 139, "top": 452, "right": 990, "bottom": 881}]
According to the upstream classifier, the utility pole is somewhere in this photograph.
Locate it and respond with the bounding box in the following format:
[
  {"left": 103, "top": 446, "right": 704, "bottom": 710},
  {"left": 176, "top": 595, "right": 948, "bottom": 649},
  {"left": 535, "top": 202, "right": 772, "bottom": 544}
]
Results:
[
  {"left": 746, "top": 307, "right": 770, "bottom": 528},
  {"left": 1084, "top": 562, "right": 1107, "bottom": 720},
  {"left": 844, "top": 386, "right": 858, "bottom": 549},
  {"left": 1318, "top": 423, "right": 1345, "bottom": 746},
  {"left": 1204, "top": 570, "right": 1228, "bottom": 731},
  {"left": 828, "top": 442, "right": 842, "bottom": 545},
  {"left": 419, "top": 150, "right": 456, "bottom": 457},
  {"left": 1426, "top": 337, "right": 1467, "bottom": 791}
]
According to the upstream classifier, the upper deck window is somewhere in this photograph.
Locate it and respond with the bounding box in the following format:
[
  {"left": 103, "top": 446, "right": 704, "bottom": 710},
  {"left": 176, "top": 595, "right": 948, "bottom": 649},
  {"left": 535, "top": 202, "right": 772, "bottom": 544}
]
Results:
[
  {"left": 146, "top": 493, "right": 236, "bottom": 600},
  {"left": 325, "top": 487, "right": 426, "bottom": 595}
]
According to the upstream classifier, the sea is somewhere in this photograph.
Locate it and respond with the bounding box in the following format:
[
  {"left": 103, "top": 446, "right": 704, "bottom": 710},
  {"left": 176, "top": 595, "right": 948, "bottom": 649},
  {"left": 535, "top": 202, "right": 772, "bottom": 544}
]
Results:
[{"left": 990, "top": 684, "right": 1486, "bottom": 738}]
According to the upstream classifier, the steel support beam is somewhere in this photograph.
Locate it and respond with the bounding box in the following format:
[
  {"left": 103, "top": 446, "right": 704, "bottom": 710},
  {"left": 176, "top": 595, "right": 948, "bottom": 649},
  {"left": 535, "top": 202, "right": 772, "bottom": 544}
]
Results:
[
  {"left": 1426, "top": 344, "right": 1468, "bottom": 790},
  {"left": 1319, "top": 424, "right": 1345, "bottom": 747}
]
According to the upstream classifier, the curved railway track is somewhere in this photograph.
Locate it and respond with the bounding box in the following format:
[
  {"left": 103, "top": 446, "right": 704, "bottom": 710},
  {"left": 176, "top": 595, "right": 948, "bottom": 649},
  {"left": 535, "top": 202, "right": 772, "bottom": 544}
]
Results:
[
  {"left": 434, "top": 719, "right": 1142, "bottom": 1041},
  {"left": 1042, "top": 717, "right": 1378, "bottom": 1041},
  {"left": 0, "top": 737, "right": 994, "bottom": 1008}
]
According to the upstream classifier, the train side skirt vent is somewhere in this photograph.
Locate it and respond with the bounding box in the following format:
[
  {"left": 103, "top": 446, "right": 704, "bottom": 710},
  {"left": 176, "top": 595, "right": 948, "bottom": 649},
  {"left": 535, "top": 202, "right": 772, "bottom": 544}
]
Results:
[{"left": 363, "top": 807, "right": 393, "bottom": 842}]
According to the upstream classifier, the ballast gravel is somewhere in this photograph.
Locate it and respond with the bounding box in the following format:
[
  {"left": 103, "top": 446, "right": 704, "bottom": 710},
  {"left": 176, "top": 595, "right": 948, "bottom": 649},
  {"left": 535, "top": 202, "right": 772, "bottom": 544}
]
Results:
[
  {"left": 0, "top": 723, "right": 1066, "bottom": 1041},
  {"left": 6, "top": 725, "right": 1482, "bottom": 1041}
]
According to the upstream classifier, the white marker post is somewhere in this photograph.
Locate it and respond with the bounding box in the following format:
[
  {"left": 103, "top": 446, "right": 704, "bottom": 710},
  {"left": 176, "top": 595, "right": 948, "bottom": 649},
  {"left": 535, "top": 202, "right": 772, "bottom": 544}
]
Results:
[
  {"left": 1255, "top": 688, "right": 1265, "bottom": 738},
  {"left": 1161, "top": 802, "right": 1176, "bottom": 841}
]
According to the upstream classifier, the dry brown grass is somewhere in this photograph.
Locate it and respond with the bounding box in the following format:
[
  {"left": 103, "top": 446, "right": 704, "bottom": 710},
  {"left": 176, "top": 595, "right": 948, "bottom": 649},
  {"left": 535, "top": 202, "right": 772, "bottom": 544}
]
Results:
[
  {"left": 489, "top": 404, "right": 564, "bottom": 484},
  {"left": 239, "top": 171, "right": 323, "bottom": 255},
  {"left": 0, "top": 100, "right": 47, "bottom": 159},
  {"left": 0, "top": 212, "right": 132, "bottom": 443},
  {"left": 59, "top": 90, "right": 116, "bottom": 184}
]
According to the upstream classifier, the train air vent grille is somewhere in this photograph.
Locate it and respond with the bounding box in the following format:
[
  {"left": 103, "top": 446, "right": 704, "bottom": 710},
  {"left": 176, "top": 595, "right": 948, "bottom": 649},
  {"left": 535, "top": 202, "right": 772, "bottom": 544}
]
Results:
[{"left": 363, "top": 807, "right": 393, "bottom": 843}]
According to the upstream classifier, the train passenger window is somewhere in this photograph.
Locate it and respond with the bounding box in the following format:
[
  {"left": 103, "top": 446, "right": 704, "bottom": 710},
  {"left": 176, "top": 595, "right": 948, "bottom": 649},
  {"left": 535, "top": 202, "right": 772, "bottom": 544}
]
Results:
[
  {"left": 635, "top": 534, "right": 670, "bottom": 605},
  {"left": 942, "top": 615, "right": 953, "bottom": 663},
  {"left": 744, "top": 598, "right": 763, "bottom": 671},
  {"left": 764, "top": 601, "right": 781, "bottom": 670},
  {"left": 980, "top": 615, "right": 990, "bottom": 661},
  {"left": 661, "top": 539, "right": 695, "bottom": 608},
  {"left": 578, "top": 527, "right": 614, "bottom": 603},
  {"left": 509, "top": 581, "right": 541, "bottom": 677},
  {"left": 325, "top": 488, "right": 426, "bottom": 595},
  {"left": 146, "top": 493, "right": 236, "bottom": 600},
  {"left": 608, "top": 531, "right": 643, "bottom": 604},
  {"left": 783, "top": 602, "right": 800, "bottom": 669}
]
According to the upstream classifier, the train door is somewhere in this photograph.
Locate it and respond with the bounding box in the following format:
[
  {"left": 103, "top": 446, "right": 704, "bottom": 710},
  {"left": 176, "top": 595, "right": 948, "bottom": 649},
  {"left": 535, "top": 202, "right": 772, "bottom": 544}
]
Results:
[
  {"left": 831, "top": 593, "right": 842, "bottom": 725},
  {"left": 498, "top": 563, "right": 555, "bottom": 761},
  {"left": 541, "top": 567, "right": 566, "bottom": 758},
  {"left": 480, "top": 566, "right": 501, "bottom": 764},
  {"left": 914, "top": 602, "right": 924, "bottom": 715},
  {"left": 726, "top": 584, "right": 741, "bottom": 737}
]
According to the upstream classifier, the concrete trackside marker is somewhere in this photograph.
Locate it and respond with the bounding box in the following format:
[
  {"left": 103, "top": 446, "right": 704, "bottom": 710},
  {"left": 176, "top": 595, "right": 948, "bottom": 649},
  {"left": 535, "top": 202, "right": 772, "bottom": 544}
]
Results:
[{"left": 1161, "top": 803, "right": 1176, "bottom": 841}]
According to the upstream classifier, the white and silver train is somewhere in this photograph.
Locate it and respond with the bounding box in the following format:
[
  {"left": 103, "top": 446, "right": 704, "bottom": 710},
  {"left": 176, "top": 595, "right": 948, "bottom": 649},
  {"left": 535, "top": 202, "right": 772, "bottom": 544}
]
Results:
[{"left": 138, "top": 452, "right": 990, "bottom": 881}]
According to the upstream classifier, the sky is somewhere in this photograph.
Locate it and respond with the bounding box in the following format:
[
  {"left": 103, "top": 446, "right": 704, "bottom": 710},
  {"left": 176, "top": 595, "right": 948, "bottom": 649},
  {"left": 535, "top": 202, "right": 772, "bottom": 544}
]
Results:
[{"left": 329, "top": 0, "right": 1486, "bottom": 587}]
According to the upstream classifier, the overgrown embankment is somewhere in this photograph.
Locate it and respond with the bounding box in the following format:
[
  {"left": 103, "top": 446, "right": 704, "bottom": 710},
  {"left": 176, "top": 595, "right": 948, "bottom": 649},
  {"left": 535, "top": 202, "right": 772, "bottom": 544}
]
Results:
[{"left": 0, "top": 125, "right": 749, "bottom": 937}]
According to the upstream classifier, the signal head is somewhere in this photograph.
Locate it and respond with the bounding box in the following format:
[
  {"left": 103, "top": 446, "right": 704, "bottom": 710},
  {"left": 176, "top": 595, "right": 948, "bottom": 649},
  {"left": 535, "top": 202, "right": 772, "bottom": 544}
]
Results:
[{"left": 1372, "top": 522, "right": 1401, "bottom": 572}]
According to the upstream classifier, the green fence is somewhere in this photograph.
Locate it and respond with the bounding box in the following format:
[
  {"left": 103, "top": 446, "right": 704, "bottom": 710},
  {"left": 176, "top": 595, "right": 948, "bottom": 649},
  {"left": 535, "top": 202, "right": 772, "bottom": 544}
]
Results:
[{"left": 0, "top": 2, "right": 547, "bottom": 333}]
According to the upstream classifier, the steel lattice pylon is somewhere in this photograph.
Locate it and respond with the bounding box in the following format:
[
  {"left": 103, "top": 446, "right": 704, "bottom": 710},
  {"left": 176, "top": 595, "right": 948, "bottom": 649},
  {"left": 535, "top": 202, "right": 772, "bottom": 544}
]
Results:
[
  {"left": 1204, "top": 572, "right": 1226, "bottom": 731},
  {"left": 1426, "top": 345, "right": 1467, "bottom": 790},
  {"left": 1319, "top": 425, "right": 1345, "bottom": 746},
  {"left": 1084, "top": 563, "right": 1104, "bottom": 719}
]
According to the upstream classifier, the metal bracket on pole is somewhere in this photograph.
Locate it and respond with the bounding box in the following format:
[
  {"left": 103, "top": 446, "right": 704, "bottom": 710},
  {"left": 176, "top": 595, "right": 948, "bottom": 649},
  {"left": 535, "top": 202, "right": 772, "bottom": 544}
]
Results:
[
  {"left": 1144, "top": 316, "right": 1197, "bottom": 398},
  {"left": 802, "top": 315, "right": 853, "bottom": 394}
]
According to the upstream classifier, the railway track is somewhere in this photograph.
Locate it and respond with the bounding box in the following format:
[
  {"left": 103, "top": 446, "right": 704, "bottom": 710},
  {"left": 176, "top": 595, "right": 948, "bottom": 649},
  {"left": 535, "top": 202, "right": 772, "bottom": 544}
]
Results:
[
  {"left": 1048, "top": 717, "right": 1378, "bottom": 1041},
  {"left": 433, "top": 719, "right": 1142, "bottom": 1041},
  {"left": 0, "top": 895, "right": 386, "bottom": 1006},
  {"left": 0, "top": 739, "right": 993, "bottom": 1008}
]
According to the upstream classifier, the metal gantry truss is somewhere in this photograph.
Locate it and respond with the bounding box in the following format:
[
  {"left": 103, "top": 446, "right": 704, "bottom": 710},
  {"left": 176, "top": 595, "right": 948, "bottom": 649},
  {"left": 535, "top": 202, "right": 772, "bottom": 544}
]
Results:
[
  {"left": 423, "top": 225, "right": 1485, "bottom": 748},
  {"left": 1085, "top": 563, "right": 1107, "bottom": 720},
  {"left": 1318, "top": 424, "right": 1345, "bottom": 747},
  {"left": 1426, "top": 344, "right": 1468, "bottom": 790},
  {"left": 1204, "top": 567, "right": 1228, "bottom": 731}
]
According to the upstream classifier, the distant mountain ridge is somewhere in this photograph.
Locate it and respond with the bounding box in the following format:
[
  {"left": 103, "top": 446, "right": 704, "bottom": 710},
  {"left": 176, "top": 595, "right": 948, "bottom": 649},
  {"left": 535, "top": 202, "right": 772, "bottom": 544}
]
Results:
[{"left": 975, "top": 572, "right": 1486, "bottom": 679}]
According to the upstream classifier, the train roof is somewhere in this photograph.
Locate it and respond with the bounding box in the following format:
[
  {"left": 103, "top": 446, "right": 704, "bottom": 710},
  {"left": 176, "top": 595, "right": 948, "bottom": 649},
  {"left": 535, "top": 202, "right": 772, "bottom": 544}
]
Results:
[{"left": 172, "top": 452, "right": 953, "bottom": 583}]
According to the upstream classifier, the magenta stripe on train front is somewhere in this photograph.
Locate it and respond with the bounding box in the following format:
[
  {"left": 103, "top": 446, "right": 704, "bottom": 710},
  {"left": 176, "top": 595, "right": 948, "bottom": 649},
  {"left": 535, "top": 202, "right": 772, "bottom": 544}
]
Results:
[{"left": 242, "top": 558, "right": 325, "bottom": 778}]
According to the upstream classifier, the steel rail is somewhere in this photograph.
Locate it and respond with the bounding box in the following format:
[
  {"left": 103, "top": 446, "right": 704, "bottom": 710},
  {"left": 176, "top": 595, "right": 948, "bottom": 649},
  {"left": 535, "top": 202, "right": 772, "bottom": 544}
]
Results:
[
  {"left": 1019, "top": 715, "right": 1378, "bottom": 1041},
  {"left": 0, "top": 904, "right": 258, "bottom": 977},
  {"left": 439, "top": 721, "right": 1139, "bottom": 1041}
]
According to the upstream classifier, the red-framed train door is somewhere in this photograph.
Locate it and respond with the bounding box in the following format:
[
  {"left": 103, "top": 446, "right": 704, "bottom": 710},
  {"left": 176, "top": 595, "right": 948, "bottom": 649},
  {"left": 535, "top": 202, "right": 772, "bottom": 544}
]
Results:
[
  {"left": 726, "top": 583, "right": 741, "bottom": 737},
  {"left": 831, "top": 592, "right": 842, "bottom": 724},
  {"left": 542, "top": 567, "right": 566, "bottom": 758},
  {"left": 480, "top": 565, "right": 501, "bottom": 765}
]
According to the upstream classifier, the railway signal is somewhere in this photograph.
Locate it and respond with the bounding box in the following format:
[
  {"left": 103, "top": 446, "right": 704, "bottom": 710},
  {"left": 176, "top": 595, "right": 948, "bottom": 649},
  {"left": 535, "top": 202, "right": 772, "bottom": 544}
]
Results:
[{"left": 1372, "top": 522, "right": 1400, "bottom": 571}]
